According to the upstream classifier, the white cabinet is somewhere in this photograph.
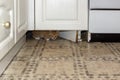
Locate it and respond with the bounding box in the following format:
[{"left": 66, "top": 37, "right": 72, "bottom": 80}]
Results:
[
  {"left": 14, "top": 0, "right": 28, "bottom": 42},
  {"left": 35, "top": 0, "right": 88, "bottom": 30},
  {"left": 0, "top": 0, "right": 15, "bottom": 60},
  {"left": 0, "top": 0, "right": 28, "bottom": 61}
]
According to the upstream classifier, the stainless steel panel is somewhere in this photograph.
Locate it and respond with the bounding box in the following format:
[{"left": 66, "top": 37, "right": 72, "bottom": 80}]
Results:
[
  {"left": 89, "top": 10, "right": 120, "bottom": 33},
  {"left": 90, "top": 0, "right": 120, "bottom": 9}
]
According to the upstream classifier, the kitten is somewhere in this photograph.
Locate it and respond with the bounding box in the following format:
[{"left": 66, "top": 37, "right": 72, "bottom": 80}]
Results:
[
  {"left": 32, "top": 31, "right": 59, "bottom": 41},
  {"left": 49, "top": 31, "right": 59, "bottom": 40}
]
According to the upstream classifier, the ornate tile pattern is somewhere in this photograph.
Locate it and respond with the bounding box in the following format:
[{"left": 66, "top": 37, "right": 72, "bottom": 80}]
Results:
[{"left": 0, "top": 39, "right": 120, "bottom": 80}]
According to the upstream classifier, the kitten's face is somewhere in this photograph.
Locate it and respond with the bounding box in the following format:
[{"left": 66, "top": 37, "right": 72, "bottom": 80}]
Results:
[{"left": 49, "top": 31, "right": 59, "bottom": 40}]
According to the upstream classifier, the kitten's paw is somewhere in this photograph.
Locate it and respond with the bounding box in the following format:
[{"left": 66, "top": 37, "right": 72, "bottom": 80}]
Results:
[
  {"left": 34, "top": 37, "right": 40, "bottom": 40},
  {"left": 46, "top": 38, "right": 50, "bottom": 41}
]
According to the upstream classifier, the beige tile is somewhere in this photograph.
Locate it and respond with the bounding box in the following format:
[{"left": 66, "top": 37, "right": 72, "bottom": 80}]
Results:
[
  {"left": 85, "top": 60, "right": 120, "bottom": 76},
  {"left": 23, "top": 39, "right": 39, "bottom": 47},
  {"left": 17, "top": 47, "right": 35, "bottom": 57},
  {"left": 4, "top": 61, "right": 27, "bottom": 75},
  {"left": 35, "top": 59, "right": 74, "bottom": 75},
  {"left": 42, "top": 48, "right": 73, "bottom": 57}
]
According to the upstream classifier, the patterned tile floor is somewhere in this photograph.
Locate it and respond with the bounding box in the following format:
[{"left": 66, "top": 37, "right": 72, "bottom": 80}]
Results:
[{"left": 0, "top": 39, "right": 120, "bottom": 80}]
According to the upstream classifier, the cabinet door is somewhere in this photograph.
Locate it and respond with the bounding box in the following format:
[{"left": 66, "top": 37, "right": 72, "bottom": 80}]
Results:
[
  {"left": 15, "top": 0, "right": 28, "bottom": 42},
  {"left": 35, "top": 0, "right": 88, "bottom": 30},
  {"left": 0, "top": 0, "right": 15, "bottom": 60}
]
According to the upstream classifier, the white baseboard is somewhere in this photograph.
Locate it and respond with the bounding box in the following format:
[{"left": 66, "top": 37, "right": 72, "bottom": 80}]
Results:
[{"left": 0, "top": 35, "right": 26, "bottom": 76}]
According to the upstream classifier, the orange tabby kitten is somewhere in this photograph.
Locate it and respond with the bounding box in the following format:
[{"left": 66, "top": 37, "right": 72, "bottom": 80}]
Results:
[{"left": 32, "top": 31, "right": 59, "bottom": 41}]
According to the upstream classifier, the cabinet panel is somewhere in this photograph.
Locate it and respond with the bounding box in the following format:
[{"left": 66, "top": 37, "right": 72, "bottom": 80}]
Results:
[
  {"left": 45, "top": 0, "right": 78, "bottom": 20},
  {"left": 28, "top": 0, "right": 34, "bottom": 30},
  {"left": 15, "top": 0, "right": 28, "bottom": 42},
  {"left": 18, "top": 0, "right": 26, "bottom": 27},
  {"left": 35, "top": 0, "right": 88, "bottom": 30}
]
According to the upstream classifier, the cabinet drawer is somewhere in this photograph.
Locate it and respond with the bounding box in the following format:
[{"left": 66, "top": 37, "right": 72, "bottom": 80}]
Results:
[
  {"left": 90, "top": 0, "right": 120, "bottom": 9},
  {"left": 89, "top": 10, "right": 120, "bottom": 33}
]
